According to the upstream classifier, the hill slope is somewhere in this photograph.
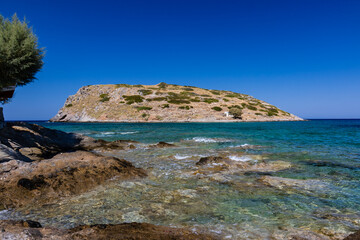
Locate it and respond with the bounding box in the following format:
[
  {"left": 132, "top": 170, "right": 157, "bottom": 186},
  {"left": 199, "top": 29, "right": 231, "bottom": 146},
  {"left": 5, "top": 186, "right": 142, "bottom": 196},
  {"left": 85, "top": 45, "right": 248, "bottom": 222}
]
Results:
[{"left": 51, "top": 83, "right": 302, "bottom": 122}]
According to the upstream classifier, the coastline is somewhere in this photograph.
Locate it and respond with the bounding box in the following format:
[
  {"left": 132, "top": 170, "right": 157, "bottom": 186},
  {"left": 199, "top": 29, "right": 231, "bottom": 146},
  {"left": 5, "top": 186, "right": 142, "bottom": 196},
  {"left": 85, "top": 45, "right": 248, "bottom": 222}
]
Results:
[
  {"left": 49, "top": 118, "right": 305, "bottom": 123},
  {"left": 1, "top": 120, "right": 358, "bottom": 239}
]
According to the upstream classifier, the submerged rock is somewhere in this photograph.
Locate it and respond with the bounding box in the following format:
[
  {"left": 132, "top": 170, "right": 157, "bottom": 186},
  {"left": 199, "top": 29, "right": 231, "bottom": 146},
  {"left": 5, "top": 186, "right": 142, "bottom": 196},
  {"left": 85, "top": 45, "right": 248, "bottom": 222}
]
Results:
[
  {"left": 196, "top": 156, "right": 228, "bottom": 166},
  {"left": 149, "top": 141, "right": 176, "bottom": 148},
  {"left": 258, "top": 176, "right": 330, "bottom": 192},
  {"left": 195, "top": 155, "right": 291, "bottom": 174},
  {"left": 0, "top": 220, "right": 217, "bottom": 240},
  {"left": 0, "top": 151, "right": 147, "bottom": 208}
]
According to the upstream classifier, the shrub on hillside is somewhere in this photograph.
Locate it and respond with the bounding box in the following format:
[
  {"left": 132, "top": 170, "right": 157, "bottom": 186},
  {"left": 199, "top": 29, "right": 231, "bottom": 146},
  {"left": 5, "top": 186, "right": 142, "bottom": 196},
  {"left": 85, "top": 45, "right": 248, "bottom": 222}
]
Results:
[
  {"left": 212, "top": 107, "right": 222, "bottom": 111},
  {"left": 229, "top": 108, "right": 242, "bottom": 119}
]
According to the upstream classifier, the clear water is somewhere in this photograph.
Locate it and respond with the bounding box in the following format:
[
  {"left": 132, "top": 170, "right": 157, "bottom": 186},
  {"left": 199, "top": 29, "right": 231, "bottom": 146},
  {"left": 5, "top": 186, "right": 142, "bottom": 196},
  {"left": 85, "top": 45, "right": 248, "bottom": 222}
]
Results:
[{"left": 3, "top": 120, "right": 360, "bottom": 239}]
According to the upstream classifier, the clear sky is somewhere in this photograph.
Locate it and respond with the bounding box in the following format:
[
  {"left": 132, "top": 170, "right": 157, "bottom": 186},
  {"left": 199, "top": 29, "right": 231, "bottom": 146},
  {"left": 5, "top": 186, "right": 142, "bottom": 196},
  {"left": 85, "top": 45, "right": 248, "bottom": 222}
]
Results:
[{"left": 2, "top": 0, "right": 360, "bottom": 120}]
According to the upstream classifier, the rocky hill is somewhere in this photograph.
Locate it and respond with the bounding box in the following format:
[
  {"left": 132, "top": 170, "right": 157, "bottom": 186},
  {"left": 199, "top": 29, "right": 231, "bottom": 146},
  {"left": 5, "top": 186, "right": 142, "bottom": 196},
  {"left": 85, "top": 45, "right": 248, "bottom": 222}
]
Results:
[{"left": 51, "top": 83, "right": 302, "bottom": 122}]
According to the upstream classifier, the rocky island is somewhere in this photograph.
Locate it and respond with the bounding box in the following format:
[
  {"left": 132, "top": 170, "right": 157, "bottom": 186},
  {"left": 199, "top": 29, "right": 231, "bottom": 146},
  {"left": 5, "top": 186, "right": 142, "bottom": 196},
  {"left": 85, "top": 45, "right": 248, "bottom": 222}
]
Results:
[{"left": 51, "top": 83, "right": 302, "bottom": 122}]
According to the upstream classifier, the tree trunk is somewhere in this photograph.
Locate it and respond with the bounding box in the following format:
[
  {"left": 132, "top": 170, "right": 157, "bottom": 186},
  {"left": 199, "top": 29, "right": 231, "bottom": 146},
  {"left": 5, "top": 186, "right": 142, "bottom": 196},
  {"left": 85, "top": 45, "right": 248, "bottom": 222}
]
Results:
[{"left": 0, "top": 107, "right": 5, "bottom": 129}]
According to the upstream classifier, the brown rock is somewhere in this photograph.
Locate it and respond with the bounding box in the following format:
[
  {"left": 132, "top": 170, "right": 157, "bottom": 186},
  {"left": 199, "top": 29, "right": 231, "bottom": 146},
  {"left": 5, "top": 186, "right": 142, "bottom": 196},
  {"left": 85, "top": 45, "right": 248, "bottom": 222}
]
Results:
[
  {"left": 0, "top": 151, "right": 146, "bottom": 208},
  {"left": 0, "top": 122, "right": 82, "bottom": 161},
  {"left": 0, "top": 220, "right": 217, "bottom": 240},
  {"left": 80, "top": 137, "right": 138, "bottom": 151},
  {"left": 149, "top": 141, "right": 176, "bottom": 148},
  {"left": 344, "top": 230, "right": 360, "bottom": 240},
  {"left": 18, "top": 147, "right": 43, "bottom": 160},
  {"left": 196, "top": 156, "right": 227, "bottom": 166}
]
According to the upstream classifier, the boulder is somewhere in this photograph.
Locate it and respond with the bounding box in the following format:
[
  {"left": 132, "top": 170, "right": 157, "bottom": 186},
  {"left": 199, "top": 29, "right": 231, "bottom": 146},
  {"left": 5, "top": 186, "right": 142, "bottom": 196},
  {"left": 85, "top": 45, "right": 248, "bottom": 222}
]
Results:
[
  {"left": 0, "top": 151, "right": 147, "bottom": 208},
  {"left": 0, "top": 122, "right": 82, "bottom": 160},
  {"left": 344, "top": 230, "right": 360, "bottom": 240}
]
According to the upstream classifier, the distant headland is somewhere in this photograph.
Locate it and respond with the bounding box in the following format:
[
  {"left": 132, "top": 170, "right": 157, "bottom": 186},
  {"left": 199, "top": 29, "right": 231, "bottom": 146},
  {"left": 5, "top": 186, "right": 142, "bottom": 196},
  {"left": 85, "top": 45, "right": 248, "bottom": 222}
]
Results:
[{"left": 51, "top": 83, "right": 302, "bottom": 122}]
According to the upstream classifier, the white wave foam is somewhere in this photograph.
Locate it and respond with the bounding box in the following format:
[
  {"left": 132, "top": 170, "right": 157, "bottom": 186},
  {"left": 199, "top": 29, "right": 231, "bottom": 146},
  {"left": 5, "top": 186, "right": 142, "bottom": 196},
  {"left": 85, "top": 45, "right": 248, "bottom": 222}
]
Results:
[
  {"left": 229, "top": 155, "right": 253, "bottom": 162},
  {"left": 120, "top": 131, "right": 138, "bottom": 135},
  {"left": 190, "top": 137, "right": 232, "bottom": 143},
  {"left": 174, "top": 154, "right": 190, "bottom": 160},
  {"left": 174, "top": 154, "right": 207, "bottom": 159},
  {"left": 94, "top": 131, "right": 138, "bottom": 137}
]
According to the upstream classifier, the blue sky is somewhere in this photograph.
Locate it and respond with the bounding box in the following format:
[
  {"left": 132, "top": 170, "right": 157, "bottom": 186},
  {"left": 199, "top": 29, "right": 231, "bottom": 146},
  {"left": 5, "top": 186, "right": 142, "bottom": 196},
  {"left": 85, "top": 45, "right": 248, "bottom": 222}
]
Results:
[{"left": 2, "top": 0, "right": 360, "bottom": 120}]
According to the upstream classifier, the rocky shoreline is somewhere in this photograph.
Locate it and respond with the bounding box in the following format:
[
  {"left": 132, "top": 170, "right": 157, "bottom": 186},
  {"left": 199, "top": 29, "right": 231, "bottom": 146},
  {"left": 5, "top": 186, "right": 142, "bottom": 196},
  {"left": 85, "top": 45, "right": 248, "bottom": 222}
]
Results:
[
  {"left": 0, "top": 122, "right": 217, "bottom": 239},
  {"left": 0, "top": 122, "right": 358, "bottom": 239}
]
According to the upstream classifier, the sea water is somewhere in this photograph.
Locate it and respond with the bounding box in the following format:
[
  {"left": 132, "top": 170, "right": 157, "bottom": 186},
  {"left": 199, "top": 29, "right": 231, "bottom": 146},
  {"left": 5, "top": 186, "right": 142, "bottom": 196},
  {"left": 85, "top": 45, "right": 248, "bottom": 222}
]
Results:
[{"left": 2, "top": 120, "right": 360, "bottom": 239}]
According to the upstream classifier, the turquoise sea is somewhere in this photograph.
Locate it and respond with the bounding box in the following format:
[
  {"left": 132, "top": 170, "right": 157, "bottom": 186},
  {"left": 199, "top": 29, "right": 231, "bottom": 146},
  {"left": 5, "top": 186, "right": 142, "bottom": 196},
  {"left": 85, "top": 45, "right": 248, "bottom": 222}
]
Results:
[{"left": 3, "top": 120, "right": 360, "bottom": 239}]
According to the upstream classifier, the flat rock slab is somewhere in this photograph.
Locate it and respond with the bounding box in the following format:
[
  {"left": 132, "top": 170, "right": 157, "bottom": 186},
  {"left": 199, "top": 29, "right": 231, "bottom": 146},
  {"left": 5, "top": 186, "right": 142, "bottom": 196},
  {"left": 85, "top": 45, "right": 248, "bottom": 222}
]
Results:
[
  {"left": 0, "top": 151, "right": 147, "bottom": 208},
  {"left": 0, "top": 220, "right": 217, "bottom": 240},
  {"left": 0, "top": 122, "right": 82, "bottom": 161}
]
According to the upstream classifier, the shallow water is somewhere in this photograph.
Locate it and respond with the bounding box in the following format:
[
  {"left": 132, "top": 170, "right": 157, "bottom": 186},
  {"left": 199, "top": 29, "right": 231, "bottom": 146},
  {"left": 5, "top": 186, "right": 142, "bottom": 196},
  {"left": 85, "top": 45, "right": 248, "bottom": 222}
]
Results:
[{"left": 3, "top": 120, "right": 360, "bottom": 239}]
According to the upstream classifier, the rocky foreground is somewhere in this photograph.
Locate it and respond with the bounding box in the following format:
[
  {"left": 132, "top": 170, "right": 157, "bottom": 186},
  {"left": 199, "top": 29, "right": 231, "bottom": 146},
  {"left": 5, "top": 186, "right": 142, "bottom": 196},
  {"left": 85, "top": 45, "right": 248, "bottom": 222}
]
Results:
[
  {"left": 0, "top": 122, "right": 358, "bottom": 240},
  {"left": 51, "top": 82, "right": 302, "bottom": 122},
  {"left": 0, "top": 122, "right": 216, "bottom": 239}
]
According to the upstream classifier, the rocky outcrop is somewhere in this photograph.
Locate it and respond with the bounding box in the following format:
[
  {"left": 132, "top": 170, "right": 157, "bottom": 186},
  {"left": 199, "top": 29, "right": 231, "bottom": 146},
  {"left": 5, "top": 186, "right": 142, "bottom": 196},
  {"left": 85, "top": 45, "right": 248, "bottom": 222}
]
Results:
[
  {"left": 0, "top": 122, "right": 82, "bottom": 161},
  {"left": 0, "top": 122, "right": 139, "bottom": 162},
  {"left": 51, "top": 83, "right": 303, "bottom": 122},
  {"left": 149, "top": 141, "right": 176, "bottom": 148},
  {"left": 0, "top": 151, "right": 146, "bottom": 208},
  {"left": 0, "top": 220, "right": 217, "bottom": 240},
  {"left": 0, "top": 122, "right": 147, "bottom": 209},
  {"left": 344, "top": 230, "right": 360, "bottom": 240}
]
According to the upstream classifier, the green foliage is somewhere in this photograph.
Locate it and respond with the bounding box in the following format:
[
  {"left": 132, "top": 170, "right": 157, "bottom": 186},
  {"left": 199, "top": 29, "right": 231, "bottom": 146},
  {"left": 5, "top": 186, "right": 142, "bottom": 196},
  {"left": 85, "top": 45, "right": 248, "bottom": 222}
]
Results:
[
  {"left": 136, "top": 106, "right": 152, "bottom": 111},
  {"left": 179, "top": 105, "right": 192, "bottom": 110},
  {"left": 267, "top": 112, "right": 277, "bottom": 116},
  {"left": 65, "top": 104, "right": 73, "bottom": 108},
  {"left": 138, "top": 89, "right": 153, "bottom": 96},
  {"left": 141, "top": 113, "right": 149, "bottom": 118},
  {"left": 201, "top": 94, "right": 211, "bottom": 97},
  {"left": 266, "top": 108, "right": 279, "bottom": 116},
  {"left": 115, "top": 84, "right": 131, "bottom": 88},
  {"left": 99, "top": 93, "right": 110, "bottom": 102},
  {"left": 166, "top": 92, "right": 191, "bottom": 104},
  {"left": 229, "top": 108, "right": 242, "bottom": 119},
  {"left": 211, "top": 106, "right": 222, "bottom": 111},
  {"left": 180, "top": 91, "right": 197, "bottom": 96},
  {"left": 0, "top": 14, "right": 44, "bottom": 93},
  {"left": 255, "top": 113, "right": 263, "bottom": 116},
  {"left": 228, "top": 105, "right": 242, "bottom": 109},
  {"left": 246, "top": 105, "right": 257, "bottom": 111},
  {"left": 182, "top": 87, "right": 194, "bottom": 91},
  {"left": 158, "top": 82, "right": 168, "bottom": 89},
  {"left": 203, "top": 98, "right": 219, "bottom": 104},
  {"left": 223, "top": 98, "right": 229, "bottom": 102},
  {"left": 161, "top": 104, "right": 169, "bottom": 108},
  {"left": 147, "top": 97, "right": 167, "bottom": 101},
  {"left": 225, "top": 93, "right": 239, "bottom": 98},
  {"left": 210, "top": 90, "right": 221, "bottom": 95},
  {"left": 123, "top": 95, "right": 144, "bottom": 104},
  {"left": 168, "top": 99, "right": 191, "bottom": 104},
  {"left": 133, "top": 84, "right": 144, "bottom": 87}
]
